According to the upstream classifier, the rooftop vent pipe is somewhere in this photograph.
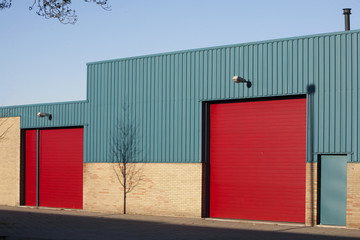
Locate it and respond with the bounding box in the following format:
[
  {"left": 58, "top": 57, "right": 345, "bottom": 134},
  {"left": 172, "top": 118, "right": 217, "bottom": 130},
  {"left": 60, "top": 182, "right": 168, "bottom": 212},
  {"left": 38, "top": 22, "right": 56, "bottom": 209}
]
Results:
[{"left": 343, "top": 8, "right": 351, "bottom": 31}]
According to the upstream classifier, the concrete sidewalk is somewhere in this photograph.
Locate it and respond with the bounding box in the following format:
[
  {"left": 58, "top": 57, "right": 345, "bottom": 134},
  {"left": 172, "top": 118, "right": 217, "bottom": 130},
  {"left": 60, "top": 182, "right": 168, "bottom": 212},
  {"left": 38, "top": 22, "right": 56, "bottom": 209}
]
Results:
[{"left": 0, "top": 205, "right": 359, "bottom": 240}]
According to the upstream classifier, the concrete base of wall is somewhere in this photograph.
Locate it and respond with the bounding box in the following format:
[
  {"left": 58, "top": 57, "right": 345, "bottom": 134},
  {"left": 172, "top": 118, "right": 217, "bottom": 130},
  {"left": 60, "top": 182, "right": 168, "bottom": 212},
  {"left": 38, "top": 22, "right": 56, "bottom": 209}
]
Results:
[
  {"left": 83, "top": 163, "right": 202, "bottom": 217},
  {"left": 0, "top": 117, "right": 21, "bottom": 206}
]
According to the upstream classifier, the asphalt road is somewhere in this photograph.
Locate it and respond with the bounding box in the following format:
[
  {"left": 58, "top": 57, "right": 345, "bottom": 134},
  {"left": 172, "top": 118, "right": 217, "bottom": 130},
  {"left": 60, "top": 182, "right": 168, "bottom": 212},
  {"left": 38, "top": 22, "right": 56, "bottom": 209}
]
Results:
[{"left": 0, "top": 206, "right": 359, "bottom": 240}]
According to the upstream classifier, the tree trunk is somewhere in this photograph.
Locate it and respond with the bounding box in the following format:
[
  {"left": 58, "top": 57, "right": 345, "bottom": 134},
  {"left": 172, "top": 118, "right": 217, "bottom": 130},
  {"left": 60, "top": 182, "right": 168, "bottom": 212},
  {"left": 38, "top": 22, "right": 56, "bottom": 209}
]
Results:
[
  {"left": 123, "top": 163, "right": 127, "bottom": 214},
  {"left": 123, "top": 188, "right": 126, "bottom": 214}
]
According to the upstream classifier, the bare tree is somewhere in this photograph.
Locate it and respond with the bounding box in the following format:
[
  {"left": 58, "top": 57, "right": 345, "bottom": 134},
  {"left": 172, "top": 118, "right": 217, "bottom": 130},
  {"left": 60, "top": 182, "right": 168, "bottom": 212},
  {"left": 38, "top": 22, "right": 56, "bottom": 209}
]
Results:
[
  {"left": 0, "top": 0, "right": 111, "bottom": 24},
  {"left": 110, "top": 114, "right": 144, "bottom": 214}
]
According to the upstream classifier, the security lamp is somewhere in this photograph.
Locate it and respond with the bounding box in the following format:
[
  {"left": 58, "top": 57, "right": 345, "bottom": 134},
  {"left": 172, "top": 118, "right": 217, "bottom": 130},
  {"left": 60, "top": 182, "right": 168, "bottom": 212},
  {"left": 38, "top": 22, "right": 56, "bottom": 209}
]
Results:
[
  {"left": 37, "top": 112, "right": 52, "bottom": 120},
  {"left": 232, "top": 76, "right": 252, "bottom": 88}
]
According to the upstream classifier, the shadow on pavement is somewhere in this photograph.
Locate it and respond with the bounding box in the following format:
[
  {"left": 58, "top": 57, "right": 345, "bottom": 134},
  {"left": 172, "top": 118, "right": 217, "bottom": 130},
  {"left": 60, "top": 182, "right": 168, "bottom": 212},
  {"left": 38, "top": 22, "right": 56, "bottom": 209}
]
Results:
[{"left": 0, "top": 208, "right": 359, "bottom": 240}]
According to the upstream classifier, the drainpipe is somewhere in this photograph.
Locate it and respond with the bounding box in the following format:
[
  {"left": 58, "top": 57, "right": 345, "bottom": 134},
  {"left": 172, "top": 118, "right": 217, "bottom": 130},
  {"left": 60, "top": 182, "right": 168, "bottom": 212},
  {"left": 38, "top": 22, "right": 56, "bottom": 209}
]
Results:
[{"left": 343, "top": 8, "right": 351, "bottom": 31}]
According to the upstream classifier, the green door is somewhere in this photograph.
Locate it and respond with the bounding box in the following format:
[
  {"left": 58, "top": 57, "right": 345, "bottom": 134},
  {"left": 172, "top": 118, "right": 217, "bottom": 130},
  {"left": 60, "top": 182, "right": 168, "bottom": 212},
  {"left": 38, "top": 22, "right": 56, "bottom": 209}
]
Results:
[{"left": 320, "top": 155, "right": 347, "bottom": 226}]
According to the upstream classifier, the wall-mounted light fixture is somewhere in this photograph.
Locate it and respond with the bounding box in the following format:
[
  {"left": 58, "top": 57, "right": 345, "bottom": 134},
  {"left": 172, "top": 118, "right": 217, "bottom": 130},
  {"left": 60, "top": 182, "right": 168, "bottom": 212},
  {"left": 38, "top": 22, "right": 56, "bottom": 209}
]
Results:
[
  {"left": 37, "top": 112, "right": 52, "bottom": 120},
  {"left": 232, "top": 76, "right": 252, "bottom": 88}
]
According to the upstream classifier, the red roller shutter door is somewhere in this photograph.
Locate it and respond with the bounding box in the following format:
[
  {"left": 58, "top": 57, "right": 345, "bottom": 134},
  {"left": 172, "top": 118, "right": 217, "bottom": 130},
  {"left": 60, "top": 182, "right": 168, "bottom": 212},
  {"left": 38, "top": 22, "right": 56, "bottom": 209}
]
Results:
[
  {"left": 25, "top": 130, "right": 37, "bottom": 206},
  {"left": 210, "top": 97, "right": 306, "bottom": 223},
  {"left": 39, "top": 128, "right": 83, "bottom": 209},
  {"left": 24, "top": 128, "right": 83, "bottom": 209}
]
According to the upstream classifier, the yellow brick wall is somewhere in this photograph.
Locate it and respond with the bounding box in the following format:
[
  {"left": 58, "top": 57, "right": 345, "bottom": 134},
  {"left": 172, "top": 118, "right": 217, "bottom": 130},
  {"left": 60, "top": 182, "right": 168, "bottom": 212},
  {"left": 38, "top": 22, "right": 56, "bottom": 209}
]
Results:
[
  {"left": 347, "top": 163, "right": 360, "bottom": 228},
  {"left": 0, "top": 117, "right": 21, "bottom": 206},
  {"left": 305, "top": 162, "right": 318, "bottom": 226},
  {"left": 83, "top": 163, "right": 123, "bottom": 212},
  {"left": 82, "top": 160, "right": 360, "bottom": 228},
  {"left": 83, "top": 162, "right": 202, "bottom": 217}
]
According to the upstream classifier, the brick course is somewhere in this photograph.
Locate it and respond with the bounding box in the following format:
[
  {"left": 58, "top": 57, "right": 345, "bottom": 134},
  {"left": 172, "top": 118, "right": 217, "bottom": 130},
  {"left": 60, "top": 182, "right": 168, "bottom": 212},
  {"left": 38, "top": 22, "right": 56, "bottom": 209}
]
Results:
[
  {"left": 305, "top": 162, "right": 318, "bottom": 226},
  {"left": 0, "top": 117, "right": 21, "bottom": 206}
]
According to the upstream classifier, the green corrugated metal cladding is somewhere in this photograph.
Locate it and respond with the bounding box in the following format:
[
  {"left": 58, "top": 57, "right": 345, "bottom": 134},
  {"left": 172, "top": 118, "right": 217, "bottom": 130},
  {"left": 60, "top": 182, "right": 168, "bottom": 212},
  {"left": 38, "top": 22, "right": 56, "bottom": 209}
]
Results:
[
  {"left": 1, "top": 29, "right": 360, "bottom": 163},
  {"left": 0, "top": 101, "right": 87, "bottom": 129}
]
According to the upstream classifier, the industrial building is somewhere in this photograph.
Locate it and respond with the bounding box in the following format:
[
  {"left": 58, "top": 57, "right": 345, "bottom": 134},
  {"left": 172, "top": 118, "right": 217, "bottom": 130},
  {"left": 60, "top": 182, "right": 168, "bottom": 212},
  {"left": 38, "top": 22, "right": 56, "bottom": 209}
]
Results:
[{"left": 1, "top": 29, "right": 360, "bottom": 228}]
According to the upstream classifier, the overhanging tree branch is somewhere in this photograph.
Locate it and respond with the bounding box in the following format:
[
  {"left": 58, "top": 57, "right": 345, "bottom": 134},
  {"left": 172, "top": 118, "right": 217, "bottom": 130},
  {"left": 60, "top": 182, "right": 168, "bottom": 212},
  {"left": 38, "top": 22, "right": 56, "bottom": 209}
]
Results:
[
  {"left": 84, "top": 0, "right": 110, "bottom": 11},
  {"left": 1, "top": 0, "right": 111, "bottom": 24},
  {"left": 0, "top": 0, "right": 11, "bottom": 10},
  {"left": 29, "top": 0, "right": 78, "bottom": 24}
]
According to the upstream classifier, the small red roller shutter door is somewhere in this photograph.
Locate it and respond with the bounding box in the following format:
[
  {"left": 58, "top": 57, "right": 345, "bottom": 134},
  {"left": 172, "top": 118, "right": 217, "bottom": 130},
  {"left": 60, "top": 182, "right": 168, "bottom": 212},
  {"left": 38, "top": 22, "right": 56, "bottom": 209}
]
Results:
[
  {"left": 25, "top": 130, "right": 37, "bottom": 206},
  {"left": 39, "top": 128, "right": 83, "bottom": 209},
  {"left": 210, "top": 97, "right": 306, "bottom": 223}
]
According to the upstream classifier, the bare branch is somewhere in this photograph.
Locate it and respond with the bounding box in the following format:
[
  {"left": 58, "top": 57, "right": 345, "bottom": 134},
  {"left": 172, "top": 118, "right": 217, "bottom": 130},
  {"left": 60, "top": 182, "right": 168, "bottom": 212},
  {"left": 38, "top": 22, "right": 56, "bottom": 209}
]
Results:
[
  {"left": 84, "top": 0, "right": 111, "bottom": 11},
  {"left": 126, "top": 165, "right": 144, "bottom": 193},
  {"left": 0, "top": 119, "right": 12, "bottom": 141},
  {"left": 1, "top": 1, "right": 112, "bottom": 24},
  {"left": 0, "top": 110, "right": 13, "bottom": 141},
  {"left": 29, "top": 0, "right": 78, "bottom": 24},
  {"left": 0, "top": 0, "right": 11, "bottom": 10},
  {"left": 113, "top": 164, "right": 124, "bottom": 187}
]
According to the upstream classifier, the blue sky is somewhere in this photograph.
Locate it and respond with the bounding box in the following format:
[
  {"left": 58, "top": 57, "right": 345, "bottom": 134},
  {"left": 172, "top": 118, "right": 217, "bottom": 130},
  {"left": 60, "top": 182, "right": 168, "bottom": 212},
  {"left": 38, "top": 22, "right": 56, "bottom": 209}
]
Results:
[{"left": 1, "top": 0, "right": 360, "bottom": 106}]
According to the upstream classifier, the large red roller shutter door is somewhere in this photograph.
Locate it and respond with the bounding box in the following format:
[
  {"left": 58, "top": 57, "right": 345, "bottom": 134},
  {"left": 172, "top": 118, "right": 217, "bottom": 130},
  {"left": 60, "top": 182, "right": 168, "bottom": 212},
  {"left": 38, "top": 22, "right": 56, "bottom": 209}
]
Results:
[
  {"left": 24, "top": 128, "right": 83, "bottom": 209},
  {"left": 39, "top": 128, "right": 83, "bottom": 209},
  {"left": 209, "top": 97, "right": 306, "bottom": 223}
]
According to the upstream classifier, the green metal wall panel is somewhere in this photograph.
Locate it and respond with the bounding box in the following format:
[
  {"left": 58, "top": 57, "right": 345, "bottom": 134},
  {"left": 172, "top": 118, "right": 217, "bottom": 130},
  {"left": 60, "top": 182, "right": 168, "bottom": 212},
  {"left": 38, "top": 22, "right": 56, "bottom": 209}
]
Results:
[
  {"left": 0, "top": 101, "right": 87, "bottom": 129},
  {"left": 85, "top": 30, "right": 360, "bottom": 163}
]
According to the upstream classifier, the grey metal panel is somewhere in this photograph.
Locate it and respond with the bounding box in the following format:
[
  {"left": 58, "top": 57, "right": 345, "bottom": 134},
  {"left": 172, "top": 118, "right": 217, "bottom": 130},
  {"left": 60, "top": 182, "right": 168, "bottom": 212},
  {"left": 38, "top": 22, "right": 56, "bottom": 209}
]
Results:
[
  {"left": 85, "top": 30, "right": 360, "bottom": 163},
  {"left": 320, "top": 155, "right": 347, "bottom": 226}
]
